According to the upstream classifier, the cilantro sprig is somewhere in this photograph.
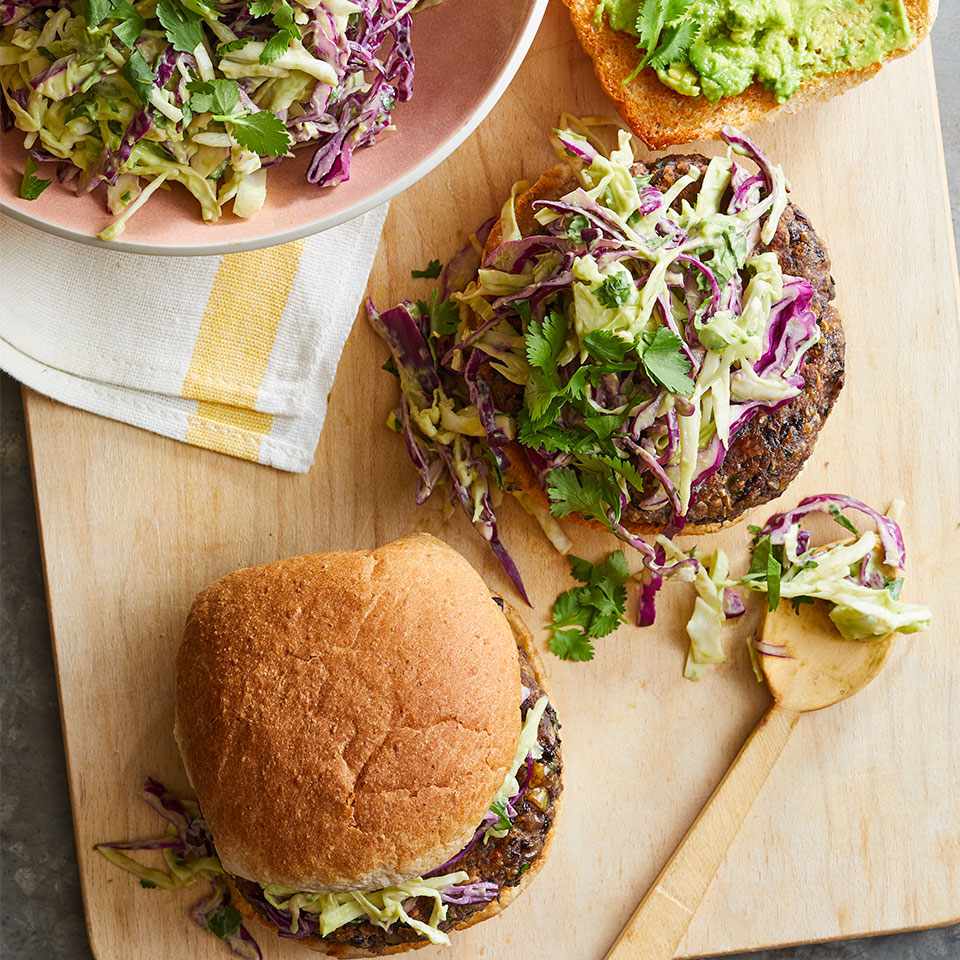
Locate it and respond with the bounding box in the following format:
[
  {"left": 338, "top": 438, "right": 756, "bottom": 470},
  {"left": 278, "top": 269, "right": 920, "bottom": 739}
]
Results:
[
  {"left": 156, "top": 0, "right": 204, "bottom": 53},
  {"left": 742, "top": 535, "right": 782, "bottom": 611},
  {"left": 248, "top": 0, "right": 301, "bottom": 65},
  {"left": 18, "top": 158, "right": 52, "bottom": 201},
  {"left": 636, "top": 0, "right": 698, "bottom": 71},
  {"left": 188, "top": 79, "right": 291, "bottom": 156},
  {"left": 86, "top": 0, "right": 145, "bottom": 46},
  {"left": 411, "top": 259, "right": 443, "bottom": 279},
  {"left": 548, "top": 552, "right": 631, "bottom": 661}
]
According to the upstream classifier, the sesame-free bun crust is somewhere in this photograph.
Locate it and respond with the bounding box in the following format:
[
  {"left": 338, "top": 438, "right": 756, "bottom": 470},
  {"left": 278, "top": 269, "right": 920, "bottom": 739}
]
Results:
[
  {"left": 229, "top": 604, "right": 560, "bottom": 958},
  {"left": 175, "top": 533, "right": 522, "bottom": 892},
  {"left": 562, "top": 0, "right": 937, "bottom": 148}
]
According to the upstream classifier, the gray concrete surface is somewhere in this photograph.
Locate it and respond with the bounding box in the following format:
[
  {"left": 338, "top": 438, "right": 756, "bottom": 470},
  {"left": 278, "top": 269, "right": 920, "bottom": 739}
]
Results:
[{"left": 1, "top": 11, "right": 958, "bottom": 958}]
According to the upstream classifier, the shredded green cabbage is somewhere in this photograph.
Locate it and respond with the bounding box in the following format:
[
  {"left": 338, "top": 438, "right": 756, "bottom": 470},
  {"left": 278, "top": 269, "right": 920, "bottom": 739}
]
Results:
[
  {"left": 262, "top": 871, "right": 470, "bottom": 944},
  {"left": 483, "top": 695, "right": 549, "bottom": 840}
]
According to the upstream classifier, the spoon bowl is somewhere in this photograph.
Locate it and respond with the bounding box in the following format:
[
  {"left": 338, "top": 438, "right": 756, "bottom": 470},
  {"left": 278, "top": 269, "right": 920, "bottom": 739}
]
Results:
[{"left": 759, "top": 599, "right": 895, "bottom": 713}]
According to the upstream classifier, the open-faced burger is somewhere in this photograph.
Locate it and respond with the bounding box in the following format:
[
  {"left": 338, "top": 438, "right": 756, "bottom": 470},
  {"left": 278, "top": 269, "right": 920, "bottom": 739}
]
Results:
[{"left": 369, "top": 122, "right": 843, "bottom": 604}]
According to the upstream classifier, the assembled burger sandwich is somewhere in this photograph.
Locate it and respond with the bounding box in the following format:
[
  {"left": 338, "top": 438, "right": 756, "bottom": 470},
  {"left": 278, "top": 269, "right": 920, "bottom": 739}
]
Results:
[{"left": 97, "top": 533, "right": 562, "bottom": 957}]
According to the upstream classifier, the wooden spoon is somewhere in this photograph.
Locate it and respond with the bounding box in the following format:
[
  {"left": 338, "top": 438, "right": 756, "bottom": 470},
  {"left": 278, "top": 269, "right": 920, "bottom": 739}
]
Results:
[{"left": 603, "top": 599, "right": 895, "bottom": 960}]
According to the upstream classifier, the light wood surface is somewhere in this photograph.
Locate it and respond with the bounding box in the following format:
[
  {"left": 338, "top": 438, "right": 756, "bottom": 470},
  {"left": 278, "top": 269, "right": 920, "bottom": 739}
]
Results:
[
  {"left": 605, "top": 706, "right": 800, "bottom": 960},
  {"left": 605, "top": 598, "right": 902, "bottom": 960},
  {"left": 23, "top": 4, "right": 960, "bottom": 958}
]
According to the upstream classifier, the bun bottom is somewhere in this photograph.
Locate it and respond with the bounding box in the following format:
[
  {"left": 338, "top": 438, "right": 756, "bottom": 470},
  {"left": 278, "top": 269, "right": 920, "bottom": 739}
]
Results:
[{"left": 229, "top": 605, "right": 561, "bottom": 957}]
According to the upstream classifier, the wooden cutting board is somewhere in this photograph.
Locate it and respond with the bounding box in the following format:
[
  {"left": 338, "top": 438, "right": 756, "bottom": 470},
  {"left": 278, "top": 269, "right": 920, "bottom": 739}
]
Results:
[{"left": 23, "top": 4, "right": 960, "bottom": 958}]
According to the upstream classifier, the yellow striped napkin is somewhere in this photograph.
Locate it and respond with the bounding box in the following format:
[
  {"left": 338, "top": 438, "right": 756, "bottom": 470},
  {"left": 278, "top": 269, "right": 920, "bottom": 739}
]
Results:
[{"left": 0, "top": 206, "right": 388, "bottom": 471}]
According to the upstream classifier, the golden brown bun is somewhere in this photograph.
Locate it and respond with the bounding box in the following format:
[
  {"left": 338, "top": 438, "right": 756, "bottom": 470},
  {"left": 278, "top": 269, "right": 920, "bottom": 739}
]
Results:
[
  {"left": 229, "top": 605, "right": 560, "bottom": 958},
  {"left": 175, "top": 534, "right": 522, "bottom": 892},
  {"left": 562, "top": 0, "right": 937, "bottom": 148}
]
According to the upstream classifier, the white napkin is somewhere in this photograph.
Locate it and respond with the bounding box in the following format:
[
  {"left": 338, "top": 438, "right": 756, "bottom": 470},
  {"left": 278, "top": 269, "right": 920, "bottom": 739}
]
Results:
[{"left": 0, "top": 206, "right": 388, "bottom": 472}]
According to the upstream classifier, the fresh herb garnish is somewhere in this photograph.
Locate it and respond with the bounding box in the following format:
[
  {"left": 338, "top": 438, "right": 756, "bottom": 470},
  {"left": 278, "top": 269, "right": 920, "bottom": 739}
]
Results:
[
  {"left": 595, "top": 271, "right": 633, "bottom": 308},
  {"left": 639, "top": 327, "right": 694, "bottom": 395},
  {"left": 411, "top": 258, "right": 443, "bottom": 279},
  {"left": 583, "top": 329, "right": 632, "bottom": 363},
  {"left": 546, "top": 468, "right": 620, "bottom": 526},
  {"left": 156, "top": 0, "right": 204, "bottom": 53},
  {"left": 248, "top": 0, "right": 301, "bottom": 65},
  {"left": 547, "top": 551, "right": 631, "bottom": 661},
  {"left": 566, "top": 213, "right": 589, "bottom": 241},
  {"left": 139, "top": 879, "right": 157, "bottom": 889},
  {"left": 742, "top": 534, "right": 782, "bottom": 611},
  {"left": 188, "top": 80, "right": 291, "bottom": 156},
  {"left": 416, "top": 291, "right": 459, "bottom": 338},
  {"left": 488, "top": 798, "right": 512, "bottom": 833},
  {"left": 123, "top": 49, "right": 156, "bottom": 104},
  {"left": 18, "top": 158, "right": 52, "bottom": 201},
  {"left": 205, "top": 904, "right": 242, "bottom": 941},
  {"left": 829, "top": 504, "right": 859, "bottom": 537}
]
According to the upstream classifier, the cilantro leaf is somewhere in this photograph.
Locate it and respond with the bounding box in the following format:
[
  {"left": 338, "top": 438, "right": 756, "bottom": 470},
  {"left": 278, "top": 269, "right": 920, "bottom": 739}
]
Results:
[
  {"left": 744, "top": 535, "right": 783, "bottom": 612},
  {"left": 636, "top": 0, "right": 668, "bottom": 66},
  {"left": 829, "top": 504, "right": 859, "bottom": 537},
  {"left": 648, "top": 18, "right": 697, "bottom": 70},
  {"left": 766, "top": 550, "right": 782, "bottom": 611},
  {"left": 583, "top": 329, "right": 632, "bottom": 363},
  {"left": 139, "top": 879, "right": 157, "bottom": 889},
  {"left": 123, "top": 49, "right": 156, "bottom": 104},
  {"left": 488, "top": 798, "right": 513, "bottom": 832},
  {"left": 566, "top": 213, "right": 589, "bottom": 241},
  {"left": 205, "top": 905, "right": 242, "bottom": 941},
  {"left": 86, "top": 0, "right": 114, "bottom": 26},
  {"left": 568, "top": 555, "right": 595, "bottom": 584},
  {"left": 259, "top": 27, "right": 295, "bottom": 64},
  {"left": 517, "top": 415, "right": 587, "bottom": 454},
  {"left": 416, "top": 292, "right": 459, "bottom": 338},
  {"left": 547, "top": 551, "right": 631, "bottom": 661},
  {"left": 525, "top": 309, "right": 567, "bottom": 372},
  {"left": 247, "top": 0, "right": 300, "bottom": 64},
  {"left": 411, "top": 259, "right": 443, "bottom": 279},
  {"left": 112, "top": 4, "right": 145, "bottom": 48},
  {"left": 640, "top": 327, "right": 694, "bottom": 395},
  {"left": 156, "top": 0, "right": 204, "bottom": 53},
  {"left": 583, "top": 413, "right": 624, "bottom": 440},
  {"left": 216, "top": 38, "right": 248, "bottom": 54},
  {"left": 590, "top": 454, "right": 646, "bottom": 494},
  {"left": 18, "top": 158, "right": 52, "bottom": 201},
  {"left": 85, "top": 0, "right": 144, "bottom": 44},
  {"left": 549, "top": 626, "right": 596, "bottom": 662},
  {"left": 187, "top": 78, "right": 239, "bottom": 115},
  {"left": 595, "top": 272, "right": 633, "bottom": 308},
  {"left": 546, "top": 468, "right": 618, "bottom": 525},
  {"left": 215, "top": 110, "right": 291, "bottom": 157}
]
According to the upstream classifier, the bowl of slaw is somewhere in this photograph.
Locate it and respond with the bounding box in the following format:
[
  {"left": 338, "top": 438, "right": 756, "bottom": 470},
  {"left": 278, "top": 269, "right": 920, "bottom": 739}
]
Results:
[{"left": 0, "top": 0, "right": 547, "bottom": 254}]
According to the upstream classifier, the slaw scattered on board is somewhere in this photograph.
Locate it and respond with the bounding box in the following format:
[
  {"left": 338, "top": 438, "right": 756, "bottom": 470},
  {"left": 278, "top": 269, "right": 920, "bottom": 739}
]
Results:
[{"left": 1, "top": 0, "right": 435, "bottom": 237}]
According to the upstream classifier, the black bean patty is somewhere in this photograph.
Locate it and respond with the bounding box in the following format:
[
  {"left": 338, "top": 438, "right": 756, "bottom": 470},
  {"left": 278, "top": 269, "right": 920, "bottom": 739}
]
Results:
[
  {"left": 621, "top": 155, "right": 845, "bottom": 529},
  {"left": 497, "top": 156, "right": 844, "bottom": 531},
  {"left": 237, "top": 645, "right": 562, "bottom": 954}
]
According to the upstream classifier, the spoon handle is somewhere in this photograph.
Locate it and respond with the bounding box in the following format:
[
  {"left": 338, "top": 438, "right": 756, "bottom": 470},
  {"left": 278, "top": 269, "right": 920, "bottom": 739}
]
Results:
[{"left": 603, "top": 704, "right": 799, "bottom": 960}]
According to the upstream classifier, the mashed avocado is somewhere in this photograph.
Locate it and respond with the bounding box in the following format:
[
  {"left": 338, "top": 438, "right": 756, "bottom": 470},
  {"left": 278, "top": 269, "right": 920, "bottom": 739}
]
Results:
[{"left": 596, "top": 0, "right": 912, "bottom": 102}]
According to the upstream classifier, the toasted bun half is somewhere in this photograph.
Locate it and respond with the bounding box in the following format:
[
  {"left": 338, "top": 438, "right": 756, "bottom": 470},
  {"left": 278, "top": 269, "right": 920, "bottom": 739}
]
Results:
[
  {"left": 562, "top": 0, "right": 937, "bottom": 148},
  {"left": 229, "top": 603, "right": 560, "bottom": 958},
  {"left": 175, "top": 533, "right": 522, "bottom": 892}
]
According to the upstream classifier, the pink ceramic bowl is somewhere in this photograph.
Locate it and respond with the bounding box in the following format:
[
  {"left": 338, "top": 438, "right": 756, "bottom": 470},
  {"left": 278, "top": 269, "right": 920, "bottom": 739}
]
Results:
[{"left": 0, "top": 0, "right": 546, "bottom": 255}]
